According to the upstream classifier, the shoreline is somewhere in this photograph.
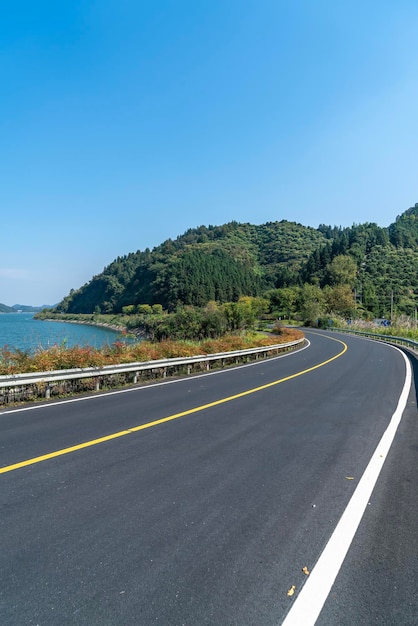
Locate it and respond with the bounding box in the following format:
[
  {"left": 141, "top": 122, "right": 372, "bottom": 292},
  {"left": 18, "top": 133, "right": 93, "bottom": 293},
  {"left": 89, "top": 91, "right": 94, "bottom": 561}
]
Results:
[
  {"left": 36, "top": 316, "right": 147, "bottom": 340},
  {"left": 41, "top": 318, "right": 127, "bottom": 334}
]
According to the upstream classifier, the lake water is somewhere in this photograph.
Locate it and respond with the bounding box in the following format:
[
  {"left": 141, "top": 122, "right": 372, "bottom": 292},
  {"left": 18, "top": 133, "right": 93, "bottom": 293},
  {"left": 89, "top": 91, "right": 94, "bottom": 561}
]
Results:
[{"left": 0, "top": 313, "right": 125, "bottom": 353}]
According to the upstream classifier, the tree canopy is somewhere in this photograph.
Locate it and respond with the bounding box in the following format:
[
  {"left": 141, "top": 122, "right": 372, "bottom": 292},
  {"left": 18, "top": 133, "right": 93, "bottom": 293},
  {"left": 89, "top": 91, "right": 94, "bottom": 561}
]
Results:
[{"left": 53, "top": 203, "right": 418, "bottom": 320}]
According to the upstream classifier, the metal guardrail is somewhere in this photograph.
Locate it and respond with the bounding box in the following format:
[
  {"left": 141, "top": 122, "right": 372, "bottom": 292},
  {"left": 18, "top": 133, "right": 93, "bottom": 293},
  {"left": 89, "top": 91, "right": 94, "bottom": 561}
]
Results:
[
  {"left": 0, "top": 338, "right": 305, "bottom": 404},
  {"left": 332, "top": 327, "right": 418, "bottom": 351}
]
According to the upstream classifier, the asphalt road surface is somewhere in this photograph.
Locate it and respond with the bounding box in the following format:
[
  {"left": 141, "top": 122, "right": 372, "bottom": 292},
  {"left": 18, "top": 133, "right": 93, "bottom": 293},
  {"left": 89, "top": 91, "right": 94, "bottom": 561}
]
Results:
[{"left": 1, "top": 330, "right": 416, "bottom": 625}]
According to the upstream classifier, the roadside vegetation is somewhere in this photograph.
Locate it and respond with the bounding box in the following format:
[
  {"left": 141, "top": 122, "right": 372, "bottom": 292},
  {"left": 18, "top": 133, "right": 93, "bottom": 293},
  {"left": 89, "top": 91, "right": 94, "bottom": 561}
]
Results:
[
  {"left": 2, "top": 296, "right": 304, "bottom": 375},
  {"left": 26, "top": 282, "right": 418, "bottom": 378},
  {"left": 342, "top": 316, "right": 418, "bottom": 342},
  {"left": 0, "top": 325, "right": 302, "bottom": 376}
]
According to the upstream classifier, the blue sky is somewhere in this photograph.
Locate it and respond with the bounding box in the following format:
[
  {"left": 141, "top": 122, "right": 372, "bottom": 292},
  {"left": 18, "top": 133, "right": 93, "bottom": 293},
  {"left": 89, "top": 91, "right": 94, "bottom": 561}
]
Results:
[{"left": 1, "top": 1, "right": 417, "bottom": 306}]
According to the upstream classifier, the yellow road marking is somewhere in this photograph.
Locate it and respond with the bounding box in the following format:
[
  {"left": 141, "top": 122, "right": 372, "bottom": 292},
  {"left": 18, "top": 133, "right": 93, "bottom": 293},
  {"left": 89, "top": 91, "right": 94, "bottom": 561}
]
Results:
[{"left": 1, "top": 338, "right": 347, "bottom": 474}]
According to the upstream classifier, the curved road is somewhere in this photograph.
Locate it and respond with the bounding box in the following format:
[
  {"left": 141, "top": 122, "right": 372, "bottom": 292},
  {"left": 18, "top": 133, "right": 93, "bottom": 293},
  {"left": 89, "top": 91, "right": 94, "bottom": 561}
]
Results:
[{"left": 0, "top": 331, "right": 416, "bottom": 625}]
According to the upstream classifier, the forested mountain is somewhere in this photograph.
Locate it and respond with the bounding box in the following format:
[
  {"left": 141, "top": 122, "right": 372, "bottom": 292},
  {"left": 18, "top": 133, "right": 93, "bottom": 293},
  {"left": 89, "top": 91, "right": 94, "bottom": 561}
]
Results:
[
  {"left": 56, "top": 221, "right": 325, "bottom": 313},
  {"left": 54, "top": 204, "right": 418, "bottom": 318}
]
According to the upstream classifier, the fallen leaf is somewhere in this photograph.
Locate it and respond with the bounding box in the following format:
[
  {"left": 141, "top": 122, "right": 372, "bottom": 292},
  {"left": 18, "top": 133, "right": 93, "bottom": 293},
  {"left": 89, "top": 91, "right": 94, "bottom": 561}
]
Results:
[
  {"left": 287, "top": 585, "right": 296, "bottom": 597},
  {"left": 302, "top": 566, "right": 310, "bottom": 576}
]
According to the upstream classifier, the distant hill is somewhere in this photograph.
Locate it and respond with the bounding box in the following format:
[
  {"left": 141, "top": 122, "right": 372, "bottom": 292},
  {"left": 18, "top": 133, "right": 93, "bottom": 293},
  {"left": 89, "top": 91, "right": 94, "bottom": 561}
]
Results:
[
  {"left": 53, "top": 203, "right": 418, "bottom": 318},
  {"left": 12, "top": 304, "right": 54, "bottom": 312},
  {"left": 0, "top": 303, "right": 15, "bottom": 313}
]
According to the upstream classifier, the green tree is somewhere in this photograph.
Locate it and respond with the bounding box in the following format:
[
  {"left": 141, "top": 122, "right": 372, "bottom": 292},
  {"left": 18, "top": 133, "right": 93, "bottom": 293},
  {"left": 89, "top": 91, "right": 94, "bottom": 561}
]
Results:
[
  {"left": 326, "top": 255, "right": 357, "bottom": 287},
  {"left": 222, "top": 302, "right": 245, "bottom": 332},
  {"left": 298, "top": 284, "right": 325, "bottom": 324},
  {"left": 323, "top": 285, "right": 356, "bottom": 317},
  {"left": 137, "top": 304, "right": 153, "bottom": 315},
  {"left": 122, "top": 305, "right": 136, "bottom": 315},
  {"left": 268, "top": 287, "right": 298, "bottom": 320}
]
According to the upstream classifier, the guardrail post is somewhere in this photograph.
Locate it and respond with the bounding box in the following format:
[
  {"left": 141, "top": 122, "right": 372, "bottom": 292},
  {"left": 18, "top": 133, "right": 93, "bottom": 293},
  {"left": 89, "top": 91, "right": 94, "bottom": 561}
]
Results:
[
  {"left": 133, "top": 372, "right": 138, "bottom": 384},
  {"left": 95, "top": 379, "right": 100, "bottom": 392},
  {"left": 45, "top": 385, "right": 51, "bottom": 399}
]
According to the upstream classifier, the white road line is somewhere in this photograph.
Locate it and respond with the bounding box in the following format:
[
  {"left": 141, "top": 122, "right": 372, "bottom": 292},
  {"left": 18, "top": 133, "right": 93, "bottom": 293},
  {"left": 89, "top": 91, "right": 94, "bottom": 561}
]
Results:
[{"left": 281, "top": 345, "right": 412, "bottom": 625}]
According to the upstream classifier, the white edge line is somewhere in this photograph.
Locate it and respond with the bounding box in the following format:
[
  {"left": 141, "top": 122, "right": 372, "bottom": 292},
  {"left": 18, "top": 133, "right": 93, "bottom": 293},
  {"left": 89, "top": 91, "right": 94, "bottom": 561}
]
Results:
[
  {"left": 0, "top": 339, "right": 311, "bottom": 416},
  {"left": 281, "top": 345, "right": 412, "bottom": 626}
]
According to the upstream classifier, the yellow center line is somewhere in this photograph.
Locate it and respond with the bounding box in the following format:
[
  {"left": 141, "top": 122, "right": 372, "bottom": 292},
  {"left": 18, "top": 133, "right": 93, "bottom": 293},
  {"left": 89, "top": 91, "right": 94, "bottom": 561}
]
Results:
[{"left": 1, "top": 337, "right": 347, "bottom": 475}]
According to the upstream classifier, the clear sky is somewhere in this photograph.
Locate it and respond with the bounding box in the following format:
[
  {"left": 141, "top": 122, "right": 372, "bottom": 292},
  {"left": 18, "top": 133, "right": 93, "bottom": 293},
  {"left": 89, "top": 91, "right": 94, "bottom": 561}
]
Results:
[{"left": 1, "top": 1, "right": 417, "bottom": 306}]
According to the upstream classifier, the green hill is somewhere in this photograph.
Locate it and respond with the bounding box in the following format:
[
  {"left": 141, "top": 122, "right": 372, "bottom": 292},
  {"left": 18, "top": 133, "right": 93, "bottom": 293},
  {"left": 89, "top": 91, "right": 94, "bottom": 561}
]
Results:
[
  {"left": 12, "top": 304, "right": 54, "bottom": 312},
  {"left": 0, "top": 303, "right": 15, "bottom": 313},
  {"left": 54, "top": 203, "right": 418, "bottom": 319},
  {"left": 56, "top": 220, "right": 326, "bottom": 314}
]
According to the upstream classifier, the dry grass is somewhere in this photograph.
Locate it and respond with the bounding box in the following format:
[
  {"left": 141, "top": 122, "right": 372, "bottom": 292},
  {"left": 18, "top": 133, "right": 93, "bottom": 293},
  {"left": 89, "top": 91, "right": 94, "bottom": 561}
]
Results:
[{"left": 0, "top": 328, "right": 303, "bottom": 375}]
